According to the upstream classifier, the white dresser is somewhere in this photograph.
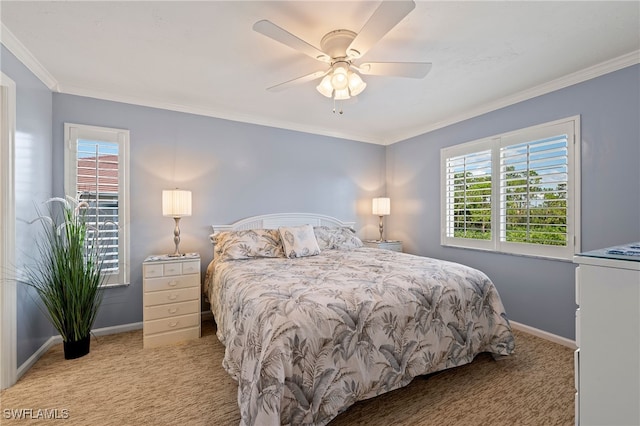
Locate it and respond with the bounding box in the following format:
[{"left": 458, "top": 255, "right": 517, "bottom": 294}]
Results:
[
  {"left": 574, "top": 247, "right": 640, "bottom": 426},
  {"left": 363, "top": 240, "right": 403, "bottom": 252},
  {"left": 143, "top": 253, "right": 201, "bottom": 348}
]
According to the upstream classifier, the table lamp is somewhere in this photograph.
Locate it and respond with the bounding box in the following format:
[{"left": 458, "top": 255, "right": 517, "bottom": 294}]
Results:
[
  {"left": 372, "top": 197, "right": 390, "bottom": 241},
  {"left": 162, "top": 189, "right": 192, "bottom": 257}
]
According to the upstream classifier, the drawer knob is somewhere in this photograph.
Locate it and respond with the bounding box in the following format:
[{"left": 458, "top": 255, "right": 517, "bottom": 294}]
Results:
[
  {"left": 168, "top": 281, "right": 178, "bottom": 287},
  {"left": 168, "top": 308, "right": 178, "bottom": 314},
  {"left": 168, "top": 294, "right": 178, "bottom": 301},
  {"left": 168, "top": 321, "right": 178, "bottom": 328}
]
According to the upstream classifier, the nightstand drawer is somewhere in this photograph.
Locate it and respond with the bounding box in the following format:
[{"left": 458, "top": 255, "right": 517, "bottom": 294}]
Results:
[
  {"left": 144, "top": 264, "right": 164, "bottom": 278},
  {"left": 144, "top": 300, "right": 200, "bottom": 321},
  {"left": 144, "top": 312, "right": 200, "bottom": 335},
  {"left": 143, "top": 327, "right": 200, "bottom": 348},
  {"left": 181, "top": 260, "right": 200, "bottom": 274},
  {"left": 144, "top": 286, "right": 199, "bottom": 307},
  {"left": 162, "top": 260, "right": 199, "bottom": 276},
  {"left": 163, "top": 262, "right": 182, "bottom": 276},
  {"left": 144, "top": 274, "right": 199, "bottom": 292}
]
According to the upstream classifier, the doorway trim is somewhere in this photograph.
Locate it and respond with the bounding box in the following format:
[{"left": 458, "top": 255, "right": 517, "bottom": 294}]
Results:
[{"left": 0, "top": 71, "right": 17, "bottom": 389}]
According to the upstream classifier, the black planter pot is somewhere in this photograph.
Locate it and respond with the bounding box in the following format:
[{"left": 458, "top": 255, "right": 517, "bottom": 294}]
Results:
[{"left": 63, "top": 335, "right": 91, "bottom": 360}]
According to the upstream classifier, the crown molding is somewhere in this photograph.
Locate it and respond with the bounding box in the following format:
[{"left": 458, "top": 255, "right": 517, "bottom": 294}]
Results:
[
  {"left": 386, "top": 50, "right": 640, "bottom": 145},
  {"left": 0, "top": 23, "right": 59, "bottom": 91}
]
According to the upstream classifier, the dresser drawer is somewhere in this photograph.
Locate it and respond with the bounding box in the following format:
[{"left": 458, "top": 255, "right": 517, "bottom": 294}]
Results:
[
  {"left": 181, "top": 260, "right": 200, "bottom": 275},
  {"left": 143, "top": 327, "right": 200, "bottom": 348},
  {"left": 144, "top": 300, "right": 200, "bottom": 321},
  {"left": 144, "top": 312, "right": 200, "bottom": 335},
  {"left": 575, "top": 308, "right": 581, "bottom": 348},
  {"left": 144, "top": 274, "right": 199, "bottom": 292},
  {"left": 161, "top": 260, "right": 199, "bottom": 276},
  {"left": 144, "top": 286, "right": 199, "bottom": 307},
  {"left": 144, "top": 263, "right": 164, "bottom": 278}
]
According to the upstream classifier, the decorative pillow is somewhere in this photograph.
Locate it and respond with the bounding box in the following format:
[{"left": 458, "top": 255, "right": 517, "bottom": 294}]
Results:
[
  {"left": 332, "top": 226, "right": 364, "bottom": 249},
  {"left": 313, "top": 226, "right": 364, "bottom": 250},
  {"left": 279, "top": 224, "right": 321, "bottom": 258},
  {"left": 312, "top": 226, "right": 335, "bottom": 250},
  {"left": 214, "top": 229, "right": 284, "bottom": 261}
]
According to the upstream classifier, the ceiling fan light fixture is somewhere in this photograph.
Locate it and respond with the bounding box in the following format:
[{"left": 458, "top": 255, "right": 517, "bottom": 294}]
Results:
[
  {"left": 330, "top": 64, "right": 349, "bottom": 90},
  {"left": 348, "top": 71, "right": 366, "bottom": 96},
  {"left": 316, "top": 75, "right": 334, "bottom": 98},
  {"left": 334, "top": 88, "right": 351, "bottom": 100}
]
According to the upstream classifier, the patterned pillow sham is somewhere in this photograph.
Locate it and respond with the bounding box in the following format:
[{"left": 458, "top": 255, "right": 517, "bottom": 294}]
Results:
[
  {"left": 278, "top": 224, "right": 321, "bottom": 258},
  {"left": 313, "top": 226, "right": 364, "bottom": 250},
  {"left": 214, "top": 229, "right": 284, "bottom": 261}
]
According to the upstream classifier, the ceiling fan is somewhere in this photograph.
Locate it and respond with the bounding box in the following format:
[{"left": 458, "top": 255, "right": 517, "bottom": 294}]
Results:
[{"left": 253, "top": 0, "right": 432, "bottom": 112}]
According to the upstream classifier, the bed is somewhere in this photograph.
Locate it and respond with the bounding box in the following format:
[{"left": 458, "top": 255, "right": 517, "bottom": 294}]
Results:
[{"left": 205, "top": 213, "right": 515, "bottom": 426}]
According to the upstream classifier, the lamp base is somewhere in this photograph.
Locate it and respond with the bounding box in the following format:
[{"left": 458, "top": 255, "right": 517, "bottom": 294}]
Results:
[
  {"left": 169, "top": 217, "right": 184, "bottom": 258},
  {"left": 378, "top": 215, "right": 385, "bottom": 242}
]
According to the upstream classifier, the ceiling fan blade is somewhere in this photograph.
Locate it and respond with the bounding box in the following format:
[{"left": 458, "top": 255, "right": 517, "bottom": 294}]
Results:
[
  {"left": 357, "top": 62, "right": 432, "bottom": 78},
  {"left": 266, "top": 69, "right": 329, "bottom": 92},
  {"left": 253, "top": 20, "right": 330, "bottom": 63},
  {"left": 347, "top": 0, "right": 416, "bottom": 59}
]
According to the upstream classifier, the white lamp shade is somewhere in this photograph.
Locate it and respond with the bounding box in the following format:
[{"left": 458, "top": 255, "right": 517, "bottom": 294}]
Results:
[
  {"left": 348, "top": 72, "right": 367, "bottom": 96},
  {"left": 334, "top": 88, "right": 351, "bottom": 100},
  {"left": 162, "top": 189, "right": 192, "bottom": 217},
  {"left": 330, "top": 64, "right": 349, "bottom": 90},
  {"left": 372, "top": 197, "right": 391, "bottom": 216},
  {"left": 316, "top": 75, "right": 333, "bottom": 98}
]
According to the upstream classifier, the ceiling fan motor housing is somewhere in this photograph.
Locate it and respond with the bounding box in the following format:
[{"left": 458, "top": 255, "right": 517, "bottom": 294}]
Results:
[{"left": 320, "top": 29, "right": 358, "bottom": 61}]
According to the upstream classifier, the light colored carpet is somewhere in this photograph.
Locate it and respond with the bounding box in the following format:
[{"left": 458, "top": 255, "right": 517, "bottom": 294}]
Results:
[{"left": 0, "top": 320, "right": 574, "bottom": 425}]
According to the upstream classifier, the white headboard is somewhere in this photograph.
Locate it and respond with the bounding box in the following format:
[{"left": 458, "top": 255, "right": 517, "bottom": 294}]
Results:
[{"left": 211, "top": 212, "right": 355, "bottom": 234}]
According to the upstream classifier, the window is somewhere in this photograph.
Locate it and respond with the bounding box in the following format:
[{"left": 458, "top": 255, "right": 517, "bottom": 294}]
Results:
[
  {"left": 441, "top": 117, "right": 580, "bottom": 260},
  {"left": 64, "top": 123, "right": 130, "bottom": 286}
]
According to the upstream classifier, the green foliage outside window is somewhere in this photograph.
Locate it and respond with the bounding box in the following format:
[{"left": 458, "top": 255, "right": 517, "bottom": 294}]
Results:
[{"left": 453, "top": 167, "right": 567, "bottom": 246}]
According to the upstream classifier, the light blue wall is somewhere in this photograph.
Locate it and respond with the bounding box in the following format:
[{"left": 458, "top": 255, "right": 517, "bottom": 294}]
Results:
[
  {"left": 385, "top": 64, "right": 640, "bottom": 339},
  {"left": 52, "top": 93, "right": 386, "bottom": 329},
  {"left": 0, "top": 46, "right": 55, "bottom": 365}
]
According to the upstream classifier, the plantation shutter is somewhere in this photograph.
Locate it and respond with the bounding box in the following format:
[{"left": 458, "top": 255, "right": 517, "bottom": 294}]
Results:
[
  {"left": 444, "top": 145, "right": 493, "bottom": 247},
  {"left": 76, "top": 139, "right": 120, "bottom": 276},
  {"left": 65, "top": 123, "right": 130, "bottom": 287},
  {"left": 499, "top": 134, "right": 569, "bottom": 246}
]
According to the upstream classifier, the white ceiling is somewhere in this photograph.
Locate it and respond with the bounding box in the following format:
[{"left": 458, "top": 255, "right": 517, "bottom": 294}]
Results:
[{"left": 1, "top": 1, "right": 638, "bottom": 145}]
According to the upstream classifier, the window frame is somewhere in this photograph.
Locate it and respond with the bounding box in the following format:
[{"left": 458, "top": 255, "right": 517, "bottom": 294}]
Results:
[
  {"left": 64, "top": 123, "right": 130, "bottom": 287},
  {"left": 440, "top": 116, "right": 581, "bottom": 260}
]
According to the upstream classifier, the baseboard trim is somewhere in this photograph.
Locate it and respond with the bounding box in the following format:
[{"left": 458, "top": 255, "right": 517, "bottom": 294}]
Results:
[
  {"left": 91, "top": 322, "right": 143, "bottom": 337},
  {"left": 16, "top": 336, "right": 58, "bottom": 380},
  {"left": 16, "top": 322, "right": 143, "bottom": 381},
  {"left": 510, "top": 320, "right": 576, "bottom": 349}
]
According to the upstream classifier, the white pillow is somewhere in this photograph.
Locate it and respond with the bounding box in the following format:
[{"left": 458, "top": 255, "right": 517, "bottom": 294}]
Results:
[{"left": 278, "top": 224, "right": 321, "bottom": 258}]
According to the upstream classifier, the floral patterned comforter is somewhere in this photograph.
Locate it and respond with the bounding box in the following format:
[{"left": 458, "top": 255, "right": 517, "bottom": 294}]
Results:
[{"left": 207, "top": 248, "right": 515, "bottom": 426}]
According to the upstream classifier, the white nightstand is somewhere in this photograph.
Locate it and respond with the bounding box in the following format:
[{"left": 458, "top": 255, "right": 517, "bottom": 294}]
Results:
[
  {"left": 363, "top": 240, "right": 403, "bottom": 252},
  {"left": 142, "top": 253, "right": 201, "bottom": 348}
]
